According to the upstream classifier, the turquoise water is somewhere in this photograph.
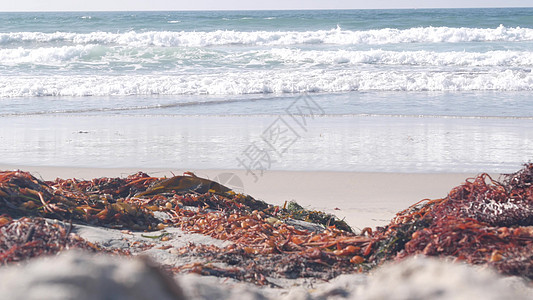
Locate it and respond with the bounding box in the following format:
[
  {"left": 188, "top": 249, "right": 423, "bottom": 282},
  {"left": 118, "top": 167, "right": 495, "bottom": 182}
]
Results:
[
  {"left": 2, "top": 9, "right": 532, "bottom": 33},
  {"left": 1, "top": 8, "right": 533, "bottom": 103},
  {"left": 0, "top": 8, "right": 531, "bottom": 172}
]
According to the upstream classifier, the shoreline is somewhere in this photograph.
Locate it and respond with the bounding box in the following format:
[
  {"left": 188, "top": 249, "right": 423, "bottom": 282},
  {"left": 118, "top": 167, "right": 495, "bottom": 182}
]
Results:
[
  {"left": 0, "top": 164, "right": 483, "bottom": 229},
  {"left": 1, "top": 114, "right": 530, "bottom": 174}
]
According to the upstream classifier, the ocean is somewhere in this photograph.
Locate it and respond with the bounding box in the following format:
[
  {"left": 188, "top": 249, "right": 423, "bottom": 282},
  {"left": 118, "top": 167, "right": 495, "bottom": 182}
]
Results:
[{"left": 0, "top": 8, "right": 532, "bottom": 173}]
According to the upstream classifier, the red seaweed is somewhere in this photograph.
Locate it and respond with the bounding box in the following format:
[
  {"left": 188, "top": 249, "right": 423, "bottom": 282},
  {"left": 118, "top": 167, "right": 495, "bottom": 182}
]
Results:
[
  {"left": 368, "top": 163, "right": 533, "bottom": 279},
  {"left": 1, "top": 164, "right": 533, "bottom": 283},
  {"left": 0, "top": 216, "right": 102, "bottom": 264}
]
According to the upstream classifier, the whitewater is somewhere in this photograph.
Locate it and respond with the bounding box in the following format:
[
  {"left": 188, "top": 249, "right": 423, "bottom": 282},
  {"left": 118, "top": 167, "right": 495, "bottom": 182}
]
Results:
[
  {"left": 1, "top": 9, "right": 533, "bottom": 99},
  {"left": 0, "top": 8, "right": 531, "bottom": 172},
  {"left": 2, "top": 24, "right": 533, "bottom": 47}
]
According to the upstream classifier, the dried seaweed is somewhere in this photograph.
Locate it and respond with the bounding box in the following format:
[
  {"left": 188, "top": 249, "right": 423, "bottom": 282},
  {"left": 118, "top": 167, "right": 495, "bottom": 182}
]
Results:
[
  {"left": 281, "top": 200, "right": 353, "bottom": 233},
  {"left": 0, "top": 171, "right": 159, "bottom": 230},
  {"left": 173, "top": 243, "right": 359, "bottom": 286},
  {"left": 368, "top": 163, "right": 533, "bottom": 279},
  {"left": 2, "top": 164, "right": 533, "bottom": 283},
  {"left": 0, "top": 216, "right": 102, "bottom": 264}
]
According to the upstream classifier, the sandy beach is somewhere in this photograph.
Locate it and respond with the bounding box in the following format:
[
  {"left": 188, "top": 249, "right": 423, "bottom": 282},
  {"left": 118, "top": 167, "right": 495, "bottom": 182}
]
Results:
[
  {"left": 0, "top": 164, "right": 479, "bottom": 230},
  {"left": 1, "top": 7, "right": 532, "bottom": 299},
  {"left": 1, "top": 165, "right": 532, "bottom": 299}
]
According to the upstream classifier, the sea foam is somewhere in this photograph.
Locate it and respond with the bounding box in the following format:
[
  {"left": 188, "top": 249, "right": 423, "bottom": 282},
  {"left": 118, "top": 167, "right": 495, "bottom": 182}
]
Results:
[
  {"left": 1, "top": 47, "right": 532, "bottom": 70},
  {"left": 1, "top": 25, "right": 532, "bottom": 47},
  {"left": 1, "top": 69, "right": 532, "bottom": 97}
]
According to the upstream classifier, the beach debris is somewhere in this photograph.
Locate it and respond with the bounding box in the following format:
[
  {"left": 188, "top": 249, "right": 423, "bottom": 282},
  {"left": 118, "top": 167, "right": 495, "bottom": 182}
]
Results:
[
  {"left": 367, "top": 163, "right": 533, "bottom": 279},
  {"left": 135, "top": 172, "right": 233, "bottom": 197},
  {"left": 0, "top": 216, "right": 101, "bottom": 264},
  {"left": 173, "top": 241, "right": 363, "bottom": 286},
  {"left": 282, "top": 200, "right": 352, "bottom": 232},
  {"left": 0, "top": 170, "right": 159, "bottom": 230},
  {"left": 1, "top": 164, "right": 533, "bottom": 285},
  {"left": 1, "top": 169, "right": 364, "bottom": 284},
  {"left": 168, "top": 207, "right": 369, "bottom": 285}
]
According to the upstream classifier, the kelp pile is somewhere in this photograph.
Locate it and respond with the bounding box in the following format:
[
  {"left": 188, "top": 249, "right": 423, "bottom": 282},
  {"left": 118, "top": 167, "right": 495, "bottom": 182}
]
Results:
[
  {"left": 173, "top": 242, "right": 360, "bottom": 286},
  {"left": 130, "top": 175, "right": 370, "bottom": 285},
  {"left": 1, "top": 164, "right": 533, "bottom": 284},
  {"left": 0, "top": 169, "right": 367, "bottom": 282},
  {"left": 368, "top": 163, "right": 533, "bottom": 279},
  {"left": 169, "top": 213, "right": 369, "bottom": 285},
  {"left": 0, "top": 171, "right": 158, "bottom": 230},
  {"left": 0, "top": 216, "right": 101, "bottom": 264}
]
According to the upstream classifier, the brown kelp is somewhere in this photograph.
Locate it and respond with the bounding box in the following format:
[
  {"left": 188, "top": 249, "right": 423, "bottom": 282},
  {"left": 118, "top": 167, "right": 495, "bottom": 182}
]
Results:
[
  {"left": 1, "top": 164, "right": 533, "bottom": 284},
  {"left": 168, "top": 206, "right": 370, "bottom": 286},
  {"left": 368, "top": 163, "right": 533, "bottom": 279},
  {"left": 0, "top": 216, "right": 101, "bottom": 264},
  {"left": 0, "top": 171, "right": 158, "bottom": 230},
  {"left": 0, "top": 170, "right": 369, "bottom": 285}
]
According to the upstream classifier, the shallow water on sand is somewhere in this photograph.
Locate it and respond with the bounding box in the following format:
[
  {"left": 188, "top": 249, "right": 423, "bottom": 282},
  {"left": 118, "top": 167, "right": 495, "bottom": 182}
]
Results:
[{"left": 1, "top": 114, "right": 530, "bottom": 173}]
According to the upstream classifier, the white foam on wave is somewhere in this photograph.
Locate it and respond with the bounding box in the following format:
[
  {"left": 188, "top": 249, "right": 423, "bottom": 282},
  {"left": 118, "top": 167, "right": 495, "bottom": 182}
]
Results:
[
  {"left": 1, "top": 25, "right": 532, "bottom": 47},
  {"left": 268, "top": 48, "right": 533, "bottom": 67},
  {"left": 2, "top": 45, "right": 532, "bottom": 69},
  {"left": 0, "top": 45, "right": 99, "bottom": 66},
  {"left": 1, "top": 69, "right": 532, "bottom": 97}
]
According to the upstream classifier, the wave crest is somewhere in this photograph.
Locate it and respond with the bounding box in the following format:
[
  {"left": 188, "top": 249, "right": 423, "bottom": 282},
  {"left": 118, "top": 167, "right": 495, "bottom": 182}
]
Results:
[
  {"left": 1, "top": 25, "right": 532, "bottom": 47},
  {"left": 1, "top": 69, "right": 532, "bottom": 97},
  {"left": 2, "top": 46, "right": 533, "bottom": 68}
]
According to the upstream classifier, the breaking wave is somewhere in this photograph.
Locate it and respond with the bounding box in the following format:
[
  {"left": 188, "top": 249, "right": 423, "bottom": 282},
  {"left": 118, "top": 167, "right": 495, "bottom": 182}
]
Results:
[
  {"left": 1, "top": 68, "right": 532, "bottom": 97},
  {"left": 1, "top": 25, "right": 532, "bottom": 47},
  {"left": 1, "top": 46, "right": 532, "bottom": 69}
]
